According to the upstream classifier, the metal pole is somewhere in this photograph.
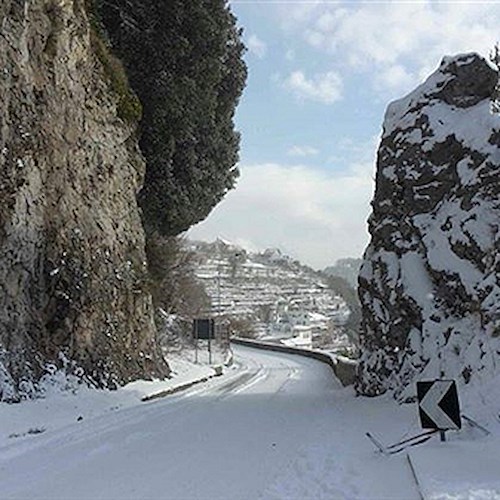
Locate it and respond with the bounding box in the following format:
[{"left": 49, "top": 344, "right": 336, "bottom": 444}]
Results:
[
  {"left": 195, "top": 320, "right": 198, "bottom": 364},
  {"left": 214, "top": 322, "right": 219, "bottom": 364},
  {"left": 208, "top": 320, "right": 212, "bottom": 365},
  {"left": 217, "top": 263, "right": 221, "bottom": 319},
  {"left": 406, "top": 454, "right": 425, "bottom": 500},
  {"left": 216, "top": 258, "right": 221, "bottom": 366}
]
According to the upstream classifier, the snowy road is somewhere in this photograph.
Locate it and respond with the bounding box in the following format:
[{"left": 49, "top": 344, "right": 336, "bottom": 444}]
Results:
[{"left": 0, "top": 345, "right": 420, "bottom": 499}]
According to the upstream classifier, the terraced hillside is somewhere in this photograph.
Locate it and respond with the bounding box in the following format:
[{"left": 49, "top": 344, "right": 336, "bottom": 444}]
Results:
[{"left": 190, "top": 240, "right": 354, "bottom": 352}]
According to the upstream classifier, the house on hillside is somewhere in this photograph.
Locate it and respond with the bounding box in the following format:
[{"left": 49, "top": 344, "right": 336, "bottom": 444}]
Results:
[
  {"left": 287, "top": 301, "right": 308, "bottom": 326},
  {"left": 282, "top": 325, "right": 313, "bottom": 349},
  {"left": 270, "top": 299, "right": 332, "bottom": 344}
]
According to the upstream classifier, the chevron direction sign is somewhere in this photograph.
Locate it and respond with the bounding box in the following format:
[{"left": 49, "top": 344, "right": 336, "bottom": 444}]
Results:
[{"left": 417, "top": 380, "right": 461, "bottom": 431}]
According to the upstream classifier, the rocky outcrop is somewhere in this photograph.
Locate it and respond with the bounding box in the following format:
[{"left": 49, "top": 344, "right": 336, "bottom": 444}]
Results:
[
  {"left": 0, "top": 0, "right": 168, "bottom": 401},
  {"left": 357, "top": 54, "right": 500, "bottom": 400}
]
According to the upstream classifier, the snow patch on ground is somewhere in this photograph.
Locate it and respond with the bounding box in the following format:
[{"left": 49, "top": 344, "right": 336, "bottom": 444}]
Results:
[
  {"left": 0, "top": 353, "right": 221, "bottom": 449},
  {"left": 0, "top": 346, "right": 498, "bottom": 499},
  {"left": 408, "top": 372, "right": 500, "bottom": 499}
]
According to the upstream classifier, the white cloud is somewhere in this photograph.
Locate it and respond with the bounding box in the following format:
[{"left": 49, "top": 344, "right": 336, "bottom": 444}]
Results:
[
  {"left": 247, "top": 34, "right": 267, "bottom": 59},
  {"left": 187, "top": 160, "right": 375, "bottom": 269},
  {"left": 374, "top": 64, "right": 415, "bottom": 93},
  {"left": 276, "top": 2, "right": 500, "bottom": 96},
  {"left": 283, "top": 70, "right": 343, "bottom": 104},
  {"left": 277, "top": 3, "right": 321, "bottom": 30},
  {"left": 287, "top": 145, "right": 319, "bottom": 157}
]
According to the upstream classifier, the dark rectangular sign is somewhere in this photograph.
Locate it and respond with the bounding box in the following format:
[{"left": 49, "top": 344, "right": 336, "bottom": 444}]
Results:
[
  {"left": 193, "top": 318, "right": 215, "bottom": 340},
  {"left": 417, "top": 379, "right": 461, "bottom": 431}
]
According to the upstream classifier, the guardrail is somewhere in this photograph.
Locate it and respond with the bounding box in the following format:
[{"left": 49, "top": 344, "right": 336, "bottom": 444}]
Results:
[{"left": 231, "top": 338, "right": 358, "bottom": 387}]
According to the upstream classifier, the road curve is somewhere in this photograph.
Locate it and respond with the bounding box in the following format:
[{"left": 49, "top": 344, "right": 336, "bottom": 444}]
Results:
[
  {"left": 0, "top": 345, "right": 340, "bottom": 500},
  {"left": 0, "top": 345, "right": 420, "bottom": 500}
]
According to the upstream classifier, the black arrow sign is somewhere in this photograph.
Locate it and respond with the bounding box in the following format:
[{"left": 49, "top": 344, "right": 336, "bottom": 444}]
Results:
[{"left": 417, "top": 380, "right": 461, "bottom": 431}]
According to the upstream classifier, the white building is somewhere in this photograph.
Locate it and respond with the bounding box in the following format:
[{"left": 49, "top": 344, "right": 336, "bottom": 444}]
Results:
[{"left": 282, "top": 325, "right": 313, "bottom": 349}]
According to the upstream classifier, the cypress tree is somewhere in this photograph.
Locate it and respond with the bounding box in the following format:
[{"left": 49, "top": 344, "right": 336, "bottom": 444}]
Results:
[{"left": 97, "top": 0, "right": 247, "bottom": 235}]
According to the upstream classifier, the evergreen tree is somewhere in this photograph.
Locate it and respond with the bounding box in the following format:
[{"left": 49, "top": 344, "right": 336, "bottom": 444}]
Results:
[{"left": 97, "top": 0, "right": 247, "bottom": 235}]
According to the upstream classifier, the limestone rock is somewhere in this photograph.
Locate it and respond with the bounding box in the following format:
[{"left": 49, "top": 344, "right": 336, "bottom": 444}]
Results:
[
  {"left": 0, "top": 0, "right": 168, "bottom": 401},
  {"left": 357, "top": 53, "right": 500, "bottom": 399}
]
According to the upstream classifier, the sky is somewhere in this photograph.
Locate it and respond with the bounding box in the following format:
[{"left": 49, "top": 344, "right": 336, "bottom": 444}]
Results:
[{"left": 187, "top": 0, "right": 499, "bottom": 270}]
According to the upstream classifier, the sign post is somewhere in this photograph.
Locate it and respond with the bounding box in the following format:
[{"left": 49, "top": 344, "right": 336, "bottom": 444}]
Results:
[
  {"left": 193, "top": 318, "right": 215, "bottom": 364},
  {"left": 208, "top": 323, "right": 212, "bottom": 365},
  {"left": 193, "top": 319, "right": 199, "bottom": 363},
  {"left": 417, "top": 380, "right": 461, "bottom": 441}
]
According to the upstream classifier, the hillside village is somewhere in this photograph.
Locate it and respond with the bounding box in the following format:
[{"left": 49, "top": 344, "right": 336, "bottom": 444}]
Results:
[
  {"left": 1, "top": 0, "right": 499, "bottom": 497},
  {"left": 189, "top": 239, "right": 355, "bottom": 354}
]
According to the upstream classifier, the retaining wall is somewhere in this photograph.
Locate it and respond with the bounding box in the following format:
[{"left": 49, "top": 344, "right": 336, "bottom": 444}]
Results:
[{"left": 231, "top": 338, "right": 358, "bottom": 387}]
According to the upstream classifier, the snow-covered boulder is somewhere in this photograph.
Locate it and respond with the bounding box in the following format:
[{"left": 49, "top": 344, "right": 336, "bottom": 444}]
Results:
[{"left": 357, "top": 53, "right": 500, "bottom": 400}]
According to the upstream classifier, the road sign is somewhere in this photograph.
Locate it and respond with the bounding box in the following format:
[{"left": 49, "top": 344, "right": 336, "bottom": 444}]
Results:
[
  {"left": 193, "top": 318, "right": 215, "bottom": 340},
  {"left": 417, "top": 380, "right": 461, "bottom": 431}
]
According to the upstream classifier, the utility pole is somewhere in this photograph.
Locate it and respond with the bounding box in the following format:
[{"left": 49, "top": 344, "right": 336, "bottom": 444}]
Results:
[{"left": 213, "top": 259, "right": 222, "bottom": 365}]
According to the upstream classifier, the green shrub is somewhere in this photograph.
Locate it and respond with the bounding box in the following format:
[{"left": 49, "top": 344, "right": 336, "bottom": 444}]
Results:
[{"left": 85, "top": 0, "right": 142, "bottom": 123}]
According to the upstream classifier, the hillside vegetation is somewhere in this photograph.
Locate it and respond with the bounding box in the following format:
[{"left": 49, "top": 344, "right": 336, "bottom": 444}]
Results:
[{"left": 96, "top": 0, "right": 247, "bottom": 236}]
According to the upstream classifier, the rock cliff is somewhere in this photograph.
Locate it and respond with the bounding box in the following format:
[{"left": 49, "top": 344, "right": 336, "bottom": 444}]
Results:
[
  {"left": 357, "top": 54, "right": 500, "bottom": 399},
  {"left": 0, "top": 0, "right": 168, "bottom": 401}
]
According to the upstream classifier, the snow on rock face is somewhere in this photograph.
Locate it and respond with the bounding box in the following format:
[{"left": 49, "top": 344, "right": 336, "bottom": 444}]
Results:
[{"left": 357, "top": 53, "right": 500, "bottom": 400}]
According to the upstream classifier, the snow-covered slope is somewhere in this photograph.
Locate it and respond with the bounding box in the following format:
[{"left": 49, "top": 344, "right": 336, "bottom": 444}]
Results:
[
  {"left": 357, "top": 54, "right": 500, "bottom": 399},
  {"left": 323, "top": 258, "right": 362, "bottom": 289},
  {"left": 190, "top": 240, "right": 353, "bottom": 351}
]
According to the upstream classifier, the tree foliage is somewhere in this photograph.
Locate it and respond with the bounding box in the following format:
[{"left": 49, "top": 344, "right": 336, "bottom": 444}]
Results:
[
  {"left": 96, "top": 0, "right": 247, "bottom": 236},
  {"left": 145, "top": 234, "right": 209, "bottom": 318},
  {"left": 323, "top": 274, "right": 362, "bottom": 349},
  {"left": 85, "top": 0, "right": 142, "bottom": 122},
  {"left": 226, "top": 316, "right": 257, "bottom": 339}
]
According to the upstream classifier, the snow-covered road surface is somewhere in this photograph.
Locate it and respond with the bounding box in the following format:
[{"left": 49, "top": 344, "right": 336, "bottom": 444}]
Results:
[{"left": 0, "top": 345, "right": 421, "bottom": 499}]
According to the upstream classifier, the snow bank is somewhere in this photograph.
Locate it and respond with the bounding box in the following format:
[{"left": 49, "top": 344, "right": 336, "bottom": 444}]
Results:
[{"left": 0, "top": 354, "right": 221, "bottom": 449}]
